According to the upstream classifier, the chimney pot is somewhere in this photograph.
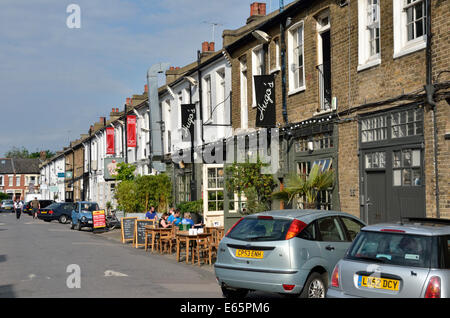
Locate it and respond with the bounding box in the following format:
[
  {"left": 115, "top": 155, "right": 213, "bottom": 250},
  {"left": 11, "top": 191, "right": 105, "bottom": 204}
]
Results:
[
  {"left": 202, "top": 41, "right": 209, "bottom": 53},
  {"left": 116, "top": 108, "right": 119, "bottom": 113},
  {"left": 144, "top": 84, "right": 148, "bottom": 93},
  {"left": 250, "top": 2, "right": 266, "bottom": 17},
  {"left": 126, "top": 97, "right": 131, "bottom": 105},
  {"left": 209, "top": 42, "right": 215, "bottom": 52},
  {"left": 170, "top": 66, "right": 175, "bottom": 71}
]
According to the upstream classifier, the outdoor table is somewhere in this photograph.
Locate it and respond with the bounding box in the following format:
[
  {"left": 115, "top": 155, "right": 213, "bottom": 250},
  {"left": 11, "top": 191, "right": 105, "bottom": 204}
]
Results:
[
  {"left": 145, "top": 226, "right": 172, "bottom": 252},
  {"left": 176, "top": 231, "right": 212, "bottom": 264}
]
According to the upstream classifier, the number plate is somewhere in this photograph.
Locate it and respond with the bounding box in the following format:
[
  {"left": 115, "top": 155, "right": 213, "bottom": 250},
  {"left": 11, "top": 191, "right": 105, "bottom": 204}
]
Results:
[
  {"left": 40, "top": 211, "right": 47, "bottom": 214},
  {"left": 358, "top": 276, "right": 400, "bottom": 291},
  {"left": 235, "top": 249, "right": 264, "bottom": 259}
]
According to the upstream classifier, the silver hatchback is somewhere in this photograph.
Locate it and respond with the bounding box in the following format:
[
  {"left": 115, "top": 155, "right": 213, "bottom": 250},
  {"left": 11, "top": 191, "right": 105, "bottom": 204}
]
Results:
[
  {"left": 327, "top": 218, "right": 450, "bottom": 298},
  {"left": 214, "top": 209, "right": 365, "bottom": 298}
]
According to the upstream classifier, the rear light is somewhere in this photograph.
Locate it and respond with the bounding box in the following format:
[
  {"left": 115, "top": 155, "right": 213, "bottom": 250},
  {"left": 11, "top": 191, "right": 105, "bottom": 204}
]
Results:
[
  {"left": 225, "top": 217, "right": 244, "bottom": 237},
  {"left": 380, "top": 229, "right": 405, "bottom": 233},
  {"left": 424, "top": 276, "right": 441, "bottom": 298},
  {"left": 282, "top": 284, "right": 295, "bottom": 291},
  {"left": 257, "top": 215, "right": 273, "bottom": 220},
  {"left": 331, "top": 264, "right": 340, "bottom": 288},
  {"left": 285, "top": 219, "right": 307, "bottom": 240},
  {"left": 49, "top": 210, "right": 54, "bottom": 215}
]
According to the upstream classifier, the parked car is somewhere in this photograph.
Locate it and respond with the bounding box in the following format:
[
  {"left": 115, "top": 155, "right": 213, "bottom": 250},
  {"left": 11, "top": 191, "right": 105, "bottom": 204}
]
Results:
[
  {"left": 327, "top": 217, "right": 450, "bottom": 298},
  {"left": 23, "top": 200, "right": 55, "bottom": 215},
  {"left": 0, "top": 200, "right": 14, "bottom": 212},
  {"left": 70, "top": 201, "right": 100, "bottom": 231},
  {"left": 214, "top": 209, "right": 366, "bottom": 298},
  {"left": 38, "top": 202, "right": 76, "bottom": 224}
]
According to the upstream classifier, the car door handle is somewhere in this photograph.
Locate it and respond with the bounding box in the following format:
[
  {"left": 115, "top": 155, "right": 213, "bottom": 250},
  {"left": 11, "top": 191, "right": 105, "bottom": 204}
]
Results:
[{"left": 325, "top": 245, "right": 335, "bottom": 251}]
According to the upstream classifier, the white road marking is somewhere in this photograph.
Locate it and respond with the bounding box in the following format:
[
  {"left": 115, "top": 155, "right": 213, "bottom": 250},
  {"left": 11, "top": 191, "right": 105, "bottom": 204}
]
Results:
[{"left": 104, "top": 270, "right": 128, "bottom": 277}]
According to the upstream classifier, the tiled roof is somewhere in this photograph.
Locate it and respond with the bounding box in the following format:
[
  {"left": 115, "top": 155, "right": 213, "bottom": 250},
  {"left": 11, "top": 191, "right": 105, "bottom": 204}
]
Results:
[{"left": 0, "top": 158, "right": 40, "bottom": 174}]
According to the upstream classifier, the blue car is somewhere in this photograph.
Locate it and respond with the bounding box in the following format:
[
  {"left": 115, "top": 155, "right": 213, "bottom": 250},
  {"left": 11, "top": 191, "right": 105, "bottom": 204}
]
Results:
[{"left": 70, "top": 201, "right": 100, "bottom": 231}]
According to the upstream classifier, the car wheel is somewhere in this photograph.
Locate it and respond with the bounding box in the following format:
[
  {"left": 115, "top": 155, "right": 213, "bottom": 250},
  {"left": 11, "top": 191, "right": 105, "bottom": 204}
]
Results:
[
  {"left": 70, "top": 220, "right": 74, "bottom": 230},
  {"left": 300, "top": 272, "right": 326, "bottom": 298},
  {"left": 221, "top": 286, "right": 248, "bottom": 299},
  {"left": 59, "top": 215, "right": 68, "bottom": 224}
]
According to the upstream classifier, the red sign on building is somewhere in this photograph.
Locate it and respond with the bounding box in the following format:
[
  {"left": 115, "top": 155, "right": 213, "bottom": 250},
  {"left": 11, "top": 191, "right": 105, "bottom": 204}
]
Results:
[
  {"left": 127, "top": 115, "right": 137, "bottom": 148},
  {"left": 106, "top": 127, "right": 115, "bottom": 154}
]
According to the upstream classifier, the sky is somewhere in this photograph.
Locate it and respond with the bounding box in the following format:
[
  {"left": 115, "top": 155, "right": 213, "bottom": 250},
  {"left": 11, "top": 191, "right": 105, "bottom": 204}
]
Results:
[{"left": 0, "top": 0, "right": 295, "bottom": 157}]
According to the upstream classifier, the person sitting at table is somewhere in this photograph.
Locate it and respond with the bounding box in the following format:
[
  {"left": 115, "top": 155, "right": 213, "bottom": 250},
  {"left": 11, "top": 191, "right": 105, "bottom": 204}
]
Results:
[
  {"left": 181, "top": 212, "right": 202, "bottom": 227},
  {"left": 159, "top": 212, "right": 171, "bottom": 228},
  {"left": 168, "top": 209, "right": 182, "bottom": 226},
  {"left": 145, "top": 206, "right": 158, "bottom": 225}
]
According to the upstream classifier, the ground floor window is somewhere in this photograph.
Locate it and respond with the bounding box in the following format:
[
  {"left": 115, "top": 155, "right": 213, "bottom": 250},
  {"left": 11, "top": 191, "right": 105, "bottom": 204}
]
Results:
[{"left": 177, "top": 173, "right": 191, "bottom": 203}]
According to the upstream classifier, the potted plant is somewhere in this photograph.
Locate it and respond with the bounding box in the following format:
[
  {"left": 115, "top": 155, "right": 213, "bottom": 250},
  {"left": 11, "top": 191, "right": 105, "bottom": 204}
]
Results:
[{"left": 272, "top": 164, "right": 334, "bottom": 209}]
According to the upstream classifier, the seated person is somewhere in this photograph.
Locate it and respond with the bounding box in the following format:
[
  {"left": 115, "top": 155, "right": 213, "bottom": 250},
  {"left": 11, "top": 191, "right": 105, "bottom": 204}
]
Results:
[
  {"left": 168, "top": 209, "right": 182, "bottom": 226},
  {"left": 145, "top": 206, "right": 158, "bottom": 221},
  {"left": 159, "top": 212, "right": 171, "bottom": 228},
  {"left": 181, "top": 212, "right": 202, "bottom": 227}
]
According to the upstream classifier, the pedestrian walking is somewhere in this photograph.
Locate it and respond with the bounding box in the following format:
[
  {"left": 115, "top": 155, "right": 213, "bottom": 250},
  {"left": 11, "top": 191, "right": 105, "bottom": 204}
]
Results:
[
  {"left": 31, "top": 197, "right": 40, "bottom": 219},
  {"left": 14, "top": 199, "right": 22, "bottom": 220}
]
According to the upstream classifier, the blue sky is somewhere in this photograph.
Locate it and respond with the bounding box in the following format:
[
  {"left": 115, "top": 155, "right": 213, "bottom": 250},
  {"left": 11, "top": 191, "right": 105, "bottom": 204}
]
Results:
[{"left": 0, "top": 0, "right": 295, "bottom": 157}]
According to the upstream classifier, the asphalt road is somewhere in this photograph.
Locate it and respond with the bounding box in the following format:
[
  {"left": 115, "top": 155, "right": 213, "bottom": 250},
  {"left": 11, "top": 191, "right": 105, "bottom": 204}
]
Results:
[{"left": 0, "top": 211, "right": 223, "bottom": 298}]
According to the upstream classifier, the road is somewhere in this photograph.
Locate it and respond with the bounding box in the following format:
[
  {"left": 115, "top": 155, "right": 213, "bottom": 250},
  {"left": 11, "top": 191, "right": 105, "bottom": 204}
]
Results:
[{"left": 0, "top": 212, "right": 223, "bottom": 298}]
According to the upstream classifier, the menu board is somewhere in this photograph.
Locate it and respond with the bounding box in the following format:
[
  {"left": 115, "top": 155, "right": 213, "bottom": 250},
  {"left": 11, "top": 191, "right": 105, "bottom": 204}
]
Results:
[
  {"left": 134, "top": 219, "right": 155, "bottom": 248},
  {"left": 93, "top": 210, "right": 106, "bottom": 229},
  {"left": 121, "top": 217, "right": 137, "bottom": 243}
]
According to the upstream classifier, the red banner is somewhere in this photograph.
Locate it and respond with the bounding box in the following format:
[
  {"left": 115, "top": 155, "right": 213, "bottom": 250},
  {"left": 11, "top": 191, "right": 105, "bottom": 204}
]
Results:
[
  {"left": 127, "top": 115, "right": 137, "bottom": 148},
  {"left": 106, "top": 127, "right": 115, "bottom": 154}
]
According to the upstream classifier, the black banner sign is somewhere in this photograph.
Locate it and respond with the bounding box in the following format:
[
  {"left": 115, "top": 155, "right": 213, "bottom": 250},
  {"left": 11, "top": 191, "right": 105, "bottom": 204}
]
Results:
[
  {"left": 254, "top": 74, "right": 276, "bottom": 127},
  {"left": 181, "top": 104, "right": 196, "bottom": 141}
]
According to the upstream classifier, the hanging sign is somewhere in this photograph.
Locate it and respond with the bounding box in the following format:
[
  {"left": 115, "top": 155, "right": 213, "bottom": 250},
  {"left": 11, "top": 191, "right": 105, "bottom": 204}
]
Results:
[
  {"left": 106, "top": 127, "right": 115, "bottom": 154},
  {"left": 254, "top": 74, "right": 276, "bottom": 128},
  {"left": 181, "top": 104, "right": 196, "bottom": 141},
  {"left": 127, "top": 115, "right": 137, "bottom": 147}
]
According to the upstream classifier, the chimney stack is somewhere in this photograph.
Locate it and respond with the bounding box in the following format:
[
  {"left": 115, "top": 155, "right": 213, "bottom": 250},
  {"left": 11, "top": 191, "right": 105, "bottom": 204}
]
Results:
[{"left": 247, "top": 2, "right": 266, "bottom": 24}]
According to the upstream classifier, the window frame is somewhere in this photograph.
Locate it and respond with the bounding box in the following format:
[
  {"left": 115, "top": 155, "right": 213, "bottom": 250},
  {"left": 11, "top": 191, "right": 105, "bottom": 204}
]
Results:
[
  {"left": 251, "top": 44, "right": 266, "bottom": 108},
  {"left": 393, "top": 0, "right": 427, "bottom": 59},
  {"left": 358, "top": 0, "right": 382, "bottom": 71},
  {"left": 287, "top": 21, "right": 306, "bottom": 95}
]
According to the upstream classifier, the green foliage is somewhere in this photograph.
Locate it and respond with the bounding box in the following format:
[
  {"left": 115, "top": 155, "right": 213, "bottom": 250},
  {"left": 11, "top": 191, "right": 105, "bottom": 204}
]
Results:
[
  {"left": 114, "top": 162, "right": 136, "bottom": 181},
  {"left": 176, "top": 200, "right": 203, "bottom": 215},
  {"left": 225, "top": 159, "right": 276, "bottom": 215},
  {"left": 4, "top": 147, "right": 55, "bottom": 159},
  {"left": 0, "top": 192, "right": 9, "bottom": 200},
  {"left": 114, "top": 172, "right": 172, "bottom": 213},
  {"left": 114, "top": 180, "right": 141, "bottom": 213},
  {"left": 272, "top": 164, "right": 335, "bottom": 208}
]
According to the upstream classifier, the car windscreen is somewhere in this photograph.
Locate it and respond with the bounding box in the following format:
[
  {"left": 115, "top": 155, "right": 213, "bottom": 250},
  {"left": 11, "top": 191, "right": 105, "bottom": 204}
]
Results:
[
  {"left": 346, "top": 231, "right": 432, "bottom": 268},
  {"left": 80, "top": 203, "right": 99, "bottom": 213},
  {"left": 227, "top": 217, "right": 293, "bottom": 242}
]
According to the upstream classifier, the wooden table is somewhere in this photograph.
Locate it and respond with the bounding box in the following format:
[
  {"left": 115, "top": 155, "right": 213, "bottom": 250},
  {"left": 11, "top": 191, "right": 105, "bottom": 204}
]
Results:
[
  {"left": 176, "top": 232, "right": 212, "bottom": 264},
  {"left": 144, "top": 226, "right": 172, "bottom": 252}
]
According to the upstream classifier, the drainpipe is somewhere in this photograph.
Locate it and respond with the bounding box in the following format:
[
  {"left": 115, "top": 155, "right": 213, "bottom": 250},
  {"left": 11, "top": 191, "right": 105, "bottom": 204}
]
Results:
[
  {"left": 424, "top": 0, "right": 439, "bottom": 218},
  {"left": 280, "top": 0, "right": 288, "bottom": 124}
]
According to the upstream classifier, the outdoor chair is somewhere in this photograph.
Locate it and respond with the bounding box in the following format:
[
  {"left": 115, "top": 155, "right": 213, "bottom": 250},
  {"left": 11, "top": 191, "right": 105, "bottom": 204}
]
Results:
[{"left": 192, "top": 235, "right": 212, "bottom": 266}]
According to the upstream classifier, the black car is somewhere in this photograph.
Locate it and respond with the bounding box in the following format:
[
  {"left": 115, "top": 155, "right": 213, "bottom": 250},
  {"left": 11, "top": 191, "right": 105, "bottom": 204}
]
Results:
[
  {"left": 38, "top": 202, "right": 74, "bottom": 223},
  {"left": 24, "top": 200, "right": 55, "bottom": 215}
]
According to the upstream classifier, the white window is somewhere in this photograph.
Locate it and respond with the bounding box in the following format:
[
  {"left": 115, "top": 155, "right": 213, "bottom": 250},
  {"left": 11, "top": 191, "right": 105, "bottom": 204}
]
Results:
[
  {"left": 287, "top": 21, "right": 305, "bottom": 94},
  {"left": 240, "top": 56, "right": 248, "bottom": 129},
  {"left": 8, "top": 175, "right": 13, "bottom": 187},
  {"left": 393, "top": 0, "right": 427, "bottom": 59},
  {"left": 216, "top": 68, "right": 226, "bottom": 123},
  {"left": 252, "top": 45, "right": 265, "bottom": 107},
  {"left": 358, "top": 0, "right": 381, "bottom": 71},
  {"left": 16, "top": 176, "right": 20, "bottom": 186},
  {"left": 204, "top": 166, "right": 225, "bottom": 212},
  {"left": 204, "top": 76, "right": 212, "bottom": 119},
  {"left": 0, "top": 175, "right": 3, "bottom": 186}
]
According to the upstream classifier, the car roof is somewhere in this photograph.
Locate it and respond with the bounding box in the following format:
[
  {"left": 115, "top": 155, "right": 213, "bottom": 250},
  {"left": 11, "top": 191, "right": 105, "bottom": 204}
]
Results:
[
  {"left": 361, "top": 220, "right": 450, "bottom": 236},
  {"left": 251, "top": 209, "right": 364, "bottom": 224}
]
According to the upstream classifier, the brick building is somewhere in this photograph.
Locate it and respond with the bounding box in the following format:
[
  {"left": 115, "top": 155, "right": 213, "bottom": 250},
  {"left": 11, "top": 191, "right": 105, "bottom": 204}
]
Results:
[
  {"left": 0, "top": 158, "right": 40, "bottom": 200},
  {"left": 222, "top": 0, "right": 449, "bottom": 227}
]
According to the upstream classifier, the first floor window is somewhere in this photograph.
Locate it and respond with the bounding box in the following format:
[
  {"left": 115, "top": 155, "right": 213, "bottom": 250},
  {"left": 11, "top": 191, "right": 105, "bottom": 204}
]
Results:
[
  {"left": 405, "top": 0, "right": 426, "bottom": 41},
  {"left": 393, "top": 149, "right": 421, "bottom": 186},
  {"left": 288, "top": 21, "right": 305, "bottom": 92}
]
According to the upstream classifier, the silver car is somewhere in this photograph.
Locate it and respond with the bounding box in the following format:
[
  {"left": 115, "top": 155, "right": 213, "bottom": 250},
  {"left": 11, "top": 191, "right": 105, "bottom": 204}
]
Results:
[
  {"left": 327, "top": 218, "right": 450, "bottom": 298},
  {"left": 214, "top": 209, "right": 366, "bottom": 298},
  {"left": 0, "top": 200, "right": 14, "bottom": 212}
]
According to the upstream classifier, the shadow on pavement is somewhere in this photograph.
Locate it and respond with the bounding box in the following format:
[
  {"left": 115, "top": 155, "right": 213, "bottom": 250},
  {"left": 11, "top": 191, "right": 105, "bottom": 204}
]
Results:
[
  {"left": 0, "top": 255, "right": 6, "bottom": 263},
  {"left": 0, "top": 285, "right": 16, "bottom": 298}
]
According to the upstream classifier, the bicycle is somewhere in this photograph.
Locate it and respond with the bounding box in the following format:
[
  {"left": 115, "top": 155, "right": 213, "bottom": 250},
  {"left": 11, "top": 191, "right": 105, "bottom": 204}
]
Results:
[{"left": 105, "top": 210, "right": 121, "bottom": 230}]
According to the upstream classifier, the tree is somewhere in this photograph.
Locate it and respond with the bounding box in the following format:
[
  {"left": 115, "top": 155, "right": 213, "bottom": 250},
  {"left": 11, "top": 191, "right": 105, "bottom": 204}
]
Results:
[
  {"left": 114, "top": 162, "right": 136, "bottom": 181},
  {"left": 114, "top": 180, "right": 141, "bottom": 213},
  {"left": 225, "top": 159, "right": 276, "bottom": 215},
  {"left": 4, "top": 147, "right": 55, "bottom": 159},
  {"left": 272, "top": 164, "right": 335, "bottom": 209}
]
